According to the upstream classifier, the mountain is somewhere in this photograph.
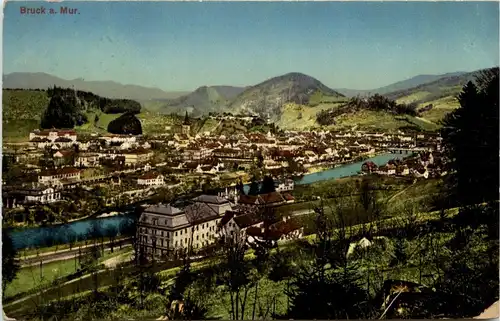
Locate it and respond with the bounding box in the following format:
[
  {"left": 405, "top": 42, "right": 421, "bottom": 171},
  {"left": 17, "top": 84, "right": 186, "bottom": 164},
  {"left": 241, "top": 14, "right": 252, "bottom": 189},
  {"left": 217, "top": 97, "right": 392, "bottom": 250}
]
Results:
[
  {"left": 228, "top": 72, "right": 344, "bottom": 121},
  {"left": 336, "top": 71, "right": 468, "bottom": 97},
  {"left": 2, "top": 72, "right": 187, "bottom": 101},
  {"left": 158, "top": 85, "right": 247, "bottom": 116},
  {"left": 384, "top": 71, "right": 480, "bottom": 102}
]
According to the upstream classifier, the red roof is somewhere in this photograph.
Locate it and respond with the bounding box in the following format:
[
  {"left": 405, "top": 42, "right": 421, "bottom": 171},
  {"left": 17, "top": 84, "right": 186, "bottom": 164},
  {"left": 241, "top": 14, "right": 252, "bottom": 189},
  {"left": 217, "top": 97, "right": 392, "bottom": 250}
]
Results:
[
  {"left": 238, "top": 195, "right": 260, "bottom": 205},
  {"left": 40, "top": 167, "right": 80, "bottom": 176},
  {"left": 138, "top": 172, "right": 162, "bottom": 180},
  {"left": 258, "top": 192, "right": 285, "bottom": 205}
]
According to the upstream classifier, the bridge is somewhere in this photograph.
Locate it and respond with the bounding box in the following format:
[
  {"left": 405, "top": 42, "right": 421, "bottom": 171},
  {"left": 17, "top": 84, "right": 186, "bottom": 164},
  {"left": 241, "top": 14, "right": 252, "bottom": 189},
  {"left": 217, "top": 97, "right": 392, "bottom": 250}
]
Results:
[{"left": 387, "top": 147, "right": 432, "bottom": 155}]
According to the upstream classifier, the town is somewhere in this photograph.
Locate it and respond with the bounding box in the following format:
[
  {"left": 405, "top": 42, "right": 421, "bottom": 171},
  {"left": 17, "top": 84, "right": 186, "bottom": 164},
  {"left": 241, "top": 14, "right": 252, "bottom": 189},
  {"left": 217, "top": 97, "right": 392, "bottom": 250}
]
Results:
[
  {"left": 2, "top": 1, "right": 498, "bottom": 320},
  {"left": 3, "top": 111, "right": 444, "bottom": 232}
]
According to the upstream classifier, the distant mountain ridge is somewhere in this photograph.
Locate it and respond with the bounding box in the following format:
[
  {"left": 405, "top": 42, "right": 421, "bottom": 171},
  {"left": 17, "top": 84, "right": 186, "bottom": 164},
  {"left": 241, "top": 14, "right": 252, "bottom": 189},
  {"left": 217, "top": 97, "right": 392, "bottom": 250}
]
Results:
[
  {"left": 2, "top": 72, "right": 187, "bottom": 101},
  {"left": 336, "top": 71, "right": 468, "bottom": 97}
]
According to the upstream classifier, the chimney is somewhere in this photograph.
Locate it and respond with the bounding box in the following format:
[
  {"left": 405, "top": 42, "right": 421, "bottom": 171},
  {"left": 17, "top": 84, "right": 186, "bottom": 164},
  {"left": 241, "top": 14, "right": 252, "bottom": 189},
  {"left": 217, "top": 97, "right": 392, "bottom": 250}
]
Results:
[{"left": 282, "top": 216, "right": 287, "bottom": 222}]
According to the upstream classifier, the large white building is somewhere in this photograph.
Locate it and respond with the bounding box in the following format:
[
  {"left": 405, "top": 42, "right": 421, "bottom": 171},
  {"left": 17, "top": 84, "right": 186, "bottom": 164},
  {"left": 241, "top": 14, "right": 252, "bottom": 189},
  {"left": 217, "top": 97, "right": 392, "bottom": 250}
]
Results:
[
  {"left": 136, "top": 195, "right": 233, "bottom": 259},
  {"left": 38, "top": 167, "right": 81, "bottom": 185},
  {"left": 137, "top": 172, "right": 165, "bottom": 187},
  {"left": 29, "top": 129, "right": 77, "bottom": 143}
]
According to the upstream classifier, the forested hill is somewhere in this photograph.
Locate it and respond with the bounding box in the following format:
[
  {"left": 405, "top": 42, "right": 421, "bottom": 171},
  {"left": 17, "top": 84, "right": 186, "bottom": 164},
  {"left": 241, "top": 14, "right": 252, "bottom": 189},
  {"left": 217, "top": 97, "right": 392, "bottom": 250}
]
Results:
[{"left": 40, "top": 86, "right": 141, "bottom": 129}]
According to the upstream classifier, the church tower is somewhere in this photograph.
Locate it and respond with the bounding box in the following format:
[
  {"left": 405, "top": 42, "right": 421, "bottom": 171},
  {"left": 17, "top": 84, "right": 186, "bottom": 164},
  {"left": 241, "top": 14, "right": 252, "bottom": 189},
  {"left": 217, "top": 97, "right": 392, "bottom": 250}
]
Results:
[{"left": 181, "top": 111, "right": 191, "bottom": 136}]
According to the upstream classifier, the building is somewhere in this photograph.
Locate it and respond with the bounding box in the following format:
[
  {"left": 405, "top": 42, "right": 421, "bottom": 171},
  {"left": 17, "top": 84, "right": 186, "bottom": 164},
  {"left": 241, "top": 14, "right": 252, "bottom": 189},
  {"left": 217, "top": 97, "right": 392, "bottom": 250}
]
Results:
[
  {"left": 237, "top": 191, "right": 287, "bottom": 209},
  {"left": 38, "top": 167, "right": 81, "bottom": 184},
  {"left": 181, "top": 112, "right": 191, "bottom": 136},
  {"left": 136, "top": 195, "right": 233, "bottom": 260},
  {"left": 100, "top": 134, "right": 137, "bottom": 144},
  {"left": 137, "top": 172, "right": 165, "bottom": 187},
  {"left": 76, "top": 153, "right": 100, "bottom": 167},
  {"left": 122, "top": 149, "right": 154, "bottom": 166},
  {"left": 274, "top": 179, "right": 294, "bottom": 192},
  {"left": 29, "top": 129, "right": 77, "bottom": 143},
  {"left": 361, "top": 161, "right": 378, "bottom": 173},
  {"left": 218, "top": 210, "right": 265, "bottom": 240},
  {"left": 53, "top": 149, "right": 75, "bottom": 166},
  {"left": 3, "top": 185, "right": 62, "bottom": 208}
]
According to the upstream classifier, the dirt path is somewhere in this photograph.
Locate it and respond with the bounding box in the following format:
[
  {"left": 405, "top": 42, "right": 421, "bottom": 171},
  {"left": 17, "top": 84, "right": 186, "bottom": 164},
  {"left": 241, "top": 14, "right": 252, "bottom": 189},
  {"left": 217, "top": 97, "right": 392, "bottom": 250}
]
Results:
[
  {"left": 387, "top": 181, "right": 416, "bottom": 203},
  {"left": 102, "top": 251, "right": 134, "bottom": 268},
  {"left": 416, "top": 117, "right": 436, "bottom": 125}
]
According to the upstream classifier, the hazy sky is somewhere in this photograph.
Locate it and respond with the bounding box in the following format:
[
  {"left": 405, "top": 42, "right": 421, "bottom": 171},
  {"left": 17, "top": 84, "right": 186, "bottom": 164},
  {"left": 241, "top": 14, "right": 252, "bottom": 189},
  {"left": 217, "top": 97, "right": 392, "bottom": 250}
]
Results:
[{"left": 3, "top": 1, "right": 499, "bottom": 91}]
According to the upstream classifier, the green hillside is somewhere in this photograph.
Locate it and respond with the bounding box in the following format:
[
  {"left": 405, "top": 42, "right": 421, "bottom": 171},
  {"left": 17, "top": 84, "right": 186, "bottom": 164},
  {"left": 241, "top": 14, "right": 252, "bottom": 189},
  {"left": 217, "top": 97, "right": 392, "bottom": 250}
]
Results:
[
  {"left": 75, "top": 110, "right": 181, "bottom": 135},
  {"left": 2, "top": 89, "right": 176, "bottom": 141},
  {"left": 3, "top": 89, "right": 50, "bottom": 142}
]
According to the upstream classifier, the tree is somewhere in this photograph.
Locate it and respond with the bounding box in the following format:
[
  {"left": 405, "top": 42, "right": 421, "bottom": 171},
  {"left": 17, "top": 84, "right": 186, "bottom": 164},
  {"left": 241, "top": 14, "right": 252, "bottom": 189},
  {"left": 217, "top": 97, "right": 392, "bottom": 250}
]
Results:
[
  {"left": 284, "top": 199, "right": 374, "bottom": 319},
  {"left": 107, "top": 112, "right": 143, "bottom": 135},
  {"left": 105, "top": 225, "right": 119, "bottom": 253},
  {"left": 2, "top": 230, "right": 20, "bottom": 296},
  {"left": 236, "top": 179, "right": 245, "bottom": 195},
  {"left": 260, "top": 176, "right": 276, "bottom": 194},
  {"left": 248, "top": 178, "right": 260, "bottom": 196},
  {"left": 441, "top": 68, "right": 499, "bottom": 207},
  {"left": 216, "top": 234, "right": 253, "bottom": 320}
]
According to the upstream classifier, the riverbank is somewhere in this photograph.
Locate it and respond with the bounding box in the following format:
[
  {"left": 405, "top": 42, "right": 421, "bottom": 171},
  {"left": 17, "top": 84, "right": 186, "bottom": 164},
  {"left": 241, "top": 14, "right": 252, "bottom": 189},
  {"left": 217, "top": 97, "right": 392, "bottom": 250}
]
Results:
[{"left": 18, "top": 236, "right": 133, "bottom": 259}]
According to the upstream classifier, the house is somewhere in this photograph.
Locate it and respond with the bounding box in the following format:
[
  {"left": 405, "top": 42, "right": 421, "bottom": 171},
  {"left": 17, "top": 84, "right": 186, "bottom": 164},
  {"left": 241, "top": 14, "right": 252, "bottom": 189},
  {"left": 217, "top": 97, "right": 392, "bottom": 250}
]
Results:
[
  {"left": 218, "top": 210, "right": 264, "bottom": 240},
  {"left": 266, "top": 216, "right": 304, "bottom": 242},
  {"left": 30, "top": 137, "right": 51, "bottom": 149},
  {"left": 136, "top": 195, "right": 232, "bottom": 259},
  {"left": 412, "top": 166, "right": 429, "bottom": 179},
  {"left": 3, "top": 185, "right": 62, "bottom": 208},
  {"left": 377, "top": 164, "right": 396, "bottom": 176},
  {"left": 38, "top": 167, "right": 81, "bottom": 184},
  {"left": 237, "top": 192, "right": 287, "bottom": 209},
  {"left": 53, "top": 137, "right": 74, "bottom": 148},
  {"left": 76, "top": 153, "right": 99, "bottom": 167},
  {"left": 137, "top": 172, "right": 165, "bottom": 187},
  {"left": 361, "top": 161, "right": 378, "bottom": 173},
  {"left": 396, "top": 165, "right": 410, "bottom": 176},
  {"left": 53, "top": 149, "right": 75, "bottom": 166},
  {"left": 122, "top": 149, "right": 154, "bottom": 165},
  {"left": 274, "top": 179, "right": 294, "bottom": 192},
  {"left": 386, "top": 164, "right": 397, "bottom": 175}
]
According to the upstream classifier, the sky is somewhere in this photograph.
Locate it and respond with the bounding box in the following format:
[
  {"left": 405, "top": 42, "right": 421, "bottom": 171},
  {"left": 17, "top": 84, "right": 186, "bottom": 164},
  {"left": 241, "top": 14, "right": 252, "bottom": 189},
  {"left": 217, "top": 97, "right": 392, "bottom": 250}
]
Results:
[{"left": 3, "top": 1, "right": 499, "bottom": 91}]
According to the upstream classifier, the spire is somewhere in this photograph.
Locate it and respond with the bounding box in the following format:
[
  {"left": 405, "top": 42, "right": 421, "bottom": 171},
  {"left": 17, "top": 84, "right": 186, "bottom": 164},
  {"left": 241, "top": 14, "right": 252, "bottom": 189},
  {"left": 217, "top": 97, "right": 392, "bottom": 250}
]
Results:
[{"left": 183, "top": 111, "right": 190, "bottom": 125}]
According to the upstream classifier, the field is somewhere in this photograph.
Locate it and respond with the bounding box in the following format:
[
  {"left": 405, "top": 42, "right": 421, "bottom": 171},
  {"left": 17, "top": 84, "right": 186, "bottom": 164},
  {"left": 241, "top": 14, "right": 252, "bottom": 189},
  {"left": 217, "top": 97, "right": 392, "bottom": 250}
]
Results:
[
  {"left": 395, "top": 91, "right": 432, "bottom": 104},
  {"left": 277, "top": 102, "right": 343, "bottom": 130},
  {"left": 418, "top": 95, "right": 460, "bottom": 124}
]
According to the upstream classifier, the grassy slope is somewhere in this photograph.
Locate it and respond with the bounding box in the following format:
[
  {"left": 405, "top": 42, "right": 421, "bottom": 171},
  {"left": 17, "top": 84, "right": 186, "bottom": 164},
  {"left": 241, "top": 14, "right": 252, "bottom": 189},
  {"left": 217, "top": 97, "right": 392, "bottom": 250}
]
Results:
[
  {"left": 74, "top": 109, "right": 179, "bottom": 135},
  {"left": 3, "top": 90, "right": 50, "bottom": 142},
  {"left": 328, "top": 110, "right": 439, "bottom": 132},
  {"left": 5, "top": 247, "right": 131, "bottom": 299},
  {"left": 2, "top": 89, "right": 179, "bottom": 141},
  {"left": 418, "top": 95, "right": 460, "bottom": 124},
  {"left": 198, "top": 118, "right": 220, "bottom": 134},
  {"left": 393, "top": 84, "right": 462, "bottom": 125}
]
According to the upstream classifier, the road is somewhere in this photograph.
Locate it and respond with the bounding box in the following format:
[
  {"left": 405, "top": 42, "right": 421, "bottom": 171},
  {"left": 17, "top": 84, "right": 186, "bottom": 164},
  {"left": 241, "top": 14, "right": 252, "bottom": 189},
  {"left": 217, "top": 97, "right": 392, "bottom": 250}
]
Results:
[{"left": 19, "top": 238, "right": 132, "bottom": 267}]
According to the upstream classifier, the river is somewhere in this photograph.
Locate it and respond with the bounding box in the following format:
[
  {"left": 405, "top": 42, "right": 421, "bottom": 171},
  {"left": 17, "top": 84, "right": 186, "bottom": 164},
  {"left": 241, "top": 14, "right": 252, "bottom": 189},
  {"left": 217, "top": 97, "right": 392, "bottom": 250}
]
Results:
[{"left": 9, "top": 152, "right": 405, "bottom": 250}]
